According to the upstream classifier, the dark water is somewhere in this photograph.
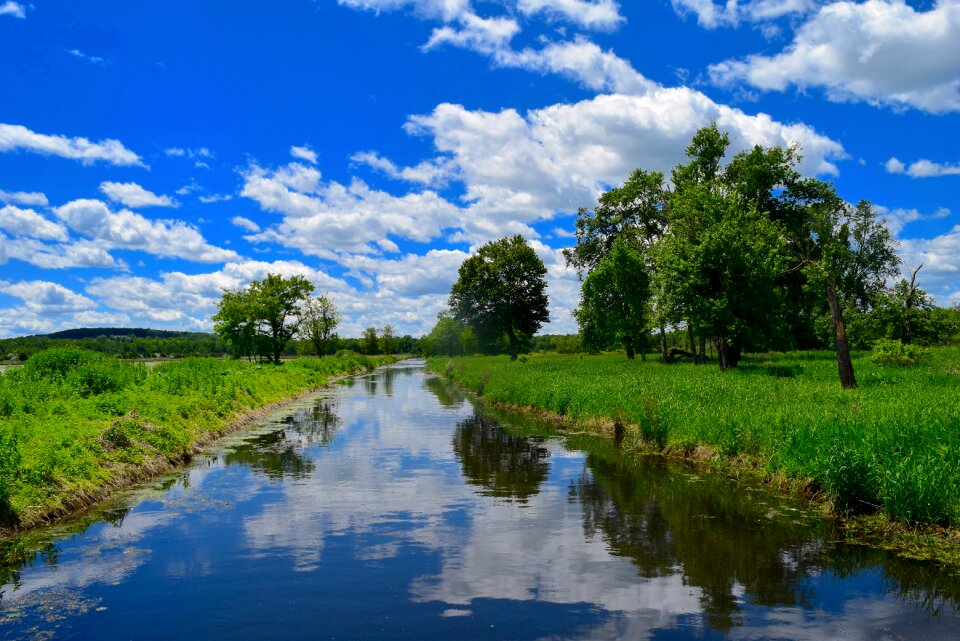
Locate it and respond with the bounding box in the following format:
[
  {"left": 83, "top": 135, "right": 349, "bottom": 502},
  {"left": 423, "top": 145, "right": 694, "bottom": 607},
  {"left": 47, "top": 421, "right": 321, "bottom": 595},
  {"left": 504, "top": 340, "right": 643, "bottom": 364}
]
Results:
[{"left": 2, "top": 360, "right": 959, "bottom": 640}]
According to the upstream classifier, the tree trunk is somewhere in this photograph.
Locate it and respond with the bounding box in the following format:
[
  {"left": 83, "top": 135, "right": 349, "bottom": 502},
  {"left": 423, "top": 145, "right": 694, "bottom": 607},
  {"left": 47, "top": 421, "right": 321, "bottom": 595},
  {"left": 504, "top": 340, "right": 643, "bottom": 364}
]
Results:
[
  {"left": 826, "top": 278, "right": 857, "bottom": 389},
  {"left": 698, "top": 336, "right": 707, "bottom": 364},
  {"left": 658, "top": 323, "right": 669, "bottom": 363},
  {"left": 507, "top": 329, "right": 519, "bottom": 361},
  {"left": 625, "top": 336, "right": 635, "bottom": 360},
  {"left": 687, "top": 322, "right": 698, "bottom": 363},
  {"left": 900, "top": 263, "right": 923, "bottom": 345}
]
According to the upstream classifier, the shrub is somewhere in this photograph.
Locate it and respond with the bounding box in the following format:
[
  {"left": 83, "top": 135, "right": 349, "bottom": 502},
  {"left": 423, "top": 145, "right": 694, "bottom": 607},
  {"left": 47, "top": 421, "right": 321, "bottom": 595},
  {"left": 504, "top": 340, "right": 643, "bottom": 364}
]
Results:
[
  {"left": 23, "top": 348, "right": 101, "bottom": 382},
  {"left": 872, "top": 339, "right": 925, "bottom": 366}
]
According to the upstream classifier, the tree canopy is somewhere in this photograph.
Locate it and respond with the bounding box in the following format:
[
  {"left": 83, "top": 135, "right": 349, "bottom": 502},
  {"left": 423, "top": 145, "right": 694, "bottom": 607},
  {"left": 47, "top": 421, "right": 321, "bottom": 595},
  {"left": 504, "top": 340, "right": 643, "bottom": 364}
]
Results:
[
  {"left": 450, "top": 235, "right": 549, "bottom": 360},
  {"left": 213, "top": 273, "right": 314, "bottom": 363}
]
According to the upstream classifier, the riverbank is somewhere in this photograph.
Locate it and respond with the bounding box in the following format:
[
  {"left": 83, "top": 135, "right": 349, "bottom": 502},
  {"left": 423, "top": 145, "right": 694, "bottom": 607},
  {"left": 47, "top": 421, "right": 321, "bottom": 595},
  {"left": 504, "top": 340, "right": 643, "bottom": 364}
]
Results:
[
  {"left": 0, "top": 350, "right": 400, "bottom": 534},
  {"left": 429, "top": 349, "right": 960, "bottom": 567}
]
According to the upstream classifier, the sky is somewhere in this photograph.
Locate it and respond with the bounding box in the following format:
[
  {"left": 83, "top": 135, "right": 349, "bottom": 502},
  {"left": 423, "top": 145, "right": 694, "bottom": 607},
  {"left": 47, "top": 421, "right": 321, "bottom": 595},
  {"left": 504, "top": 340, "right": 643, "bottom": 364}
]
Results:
[{"left": 0, "top": 0, "right": 958, "bottom": 338}]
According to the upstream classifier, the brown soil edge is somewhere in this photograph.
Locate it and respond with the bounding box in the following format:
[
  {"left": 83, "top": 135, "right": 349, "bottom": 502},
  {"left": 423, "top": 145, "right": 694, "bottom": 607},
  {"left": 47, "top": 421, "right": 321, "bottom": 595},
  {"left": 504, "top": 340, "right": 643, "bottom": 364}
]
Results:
[
  {"left": 0, "top": 365, "right": 384, "bottom": 539},
  {"left": 436, "top": 373, "right": 960, "bottom": 572}
]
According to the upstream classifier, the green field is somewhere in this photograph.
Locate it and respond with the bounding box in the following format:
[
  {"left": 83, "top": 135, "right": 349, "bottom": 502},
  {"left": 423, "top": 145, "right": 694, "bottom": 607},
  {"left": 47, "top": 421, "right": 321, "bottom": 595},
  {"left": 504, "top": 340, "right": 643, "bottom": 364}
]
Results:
[
  {"left": 431, "top": 349, "right": 960, "bottom": 527},
  {"left": 0, "top": 349, "right": 395, "bottom": 529}
]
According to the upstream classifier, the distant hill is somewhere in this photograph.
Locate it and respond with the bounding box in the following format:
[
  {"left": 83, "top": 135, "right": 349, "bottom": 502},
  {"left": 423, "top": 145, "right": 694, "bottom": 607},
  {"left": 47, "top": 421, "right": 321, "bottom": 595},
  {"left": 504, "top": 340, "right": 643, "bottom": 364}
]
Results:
[{"left": 39, "top": 328, "right": 214, "bottom": 340}]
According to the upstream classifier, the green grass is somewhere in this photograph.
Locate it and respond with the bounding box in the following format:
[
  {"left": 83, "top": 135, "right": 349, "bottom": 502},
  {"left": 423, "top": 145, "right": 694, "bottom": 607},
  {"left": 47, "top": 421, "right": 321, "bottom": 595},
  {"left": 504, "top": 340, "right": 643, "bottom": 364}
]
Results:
[
  {"left": 0, "top": 348, "right": 395, "bottom": 528},
  {"left": 430, "top": 348, "right": 960, "bottom": 527}
]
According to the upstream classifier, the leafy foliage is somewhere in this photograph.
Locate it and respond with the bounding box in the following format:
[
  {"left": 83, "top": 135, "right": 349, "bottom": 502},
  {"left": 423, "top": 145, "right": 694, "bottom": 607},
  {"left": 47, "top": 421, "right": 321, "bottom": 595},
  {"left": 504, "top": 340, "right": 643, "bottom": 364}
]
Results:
[{"left": 450, "top": 235, "right": 549, "bottom": 360}]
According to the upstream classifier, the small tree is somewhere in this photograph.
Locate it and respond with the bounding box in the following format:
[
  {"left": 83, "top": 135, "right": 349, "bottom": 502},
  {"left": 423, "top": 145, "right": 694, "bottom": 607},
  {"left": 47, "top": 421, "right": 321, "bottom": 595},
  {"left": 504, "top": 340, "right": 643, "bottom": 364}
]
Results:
[
  {"left": 299, "top": 294, "right": 341, "bottom": 357},
  {"left": 360, "top": 327, "right": 379, "bottom": 355},
  {"left": 450, "top": 235, "right": 549, "bottom": 361}
]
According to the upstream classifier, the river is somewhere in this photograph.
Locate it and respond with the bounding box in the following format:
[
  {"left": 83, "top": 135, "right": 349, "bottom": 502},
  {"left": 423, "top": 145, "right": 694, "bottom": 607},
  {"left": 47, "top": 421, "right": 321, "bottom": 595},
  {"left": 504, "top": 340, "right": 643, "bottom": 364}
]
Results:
[{"left": 1, "top": 360, "right": 958, "bottom": 640}]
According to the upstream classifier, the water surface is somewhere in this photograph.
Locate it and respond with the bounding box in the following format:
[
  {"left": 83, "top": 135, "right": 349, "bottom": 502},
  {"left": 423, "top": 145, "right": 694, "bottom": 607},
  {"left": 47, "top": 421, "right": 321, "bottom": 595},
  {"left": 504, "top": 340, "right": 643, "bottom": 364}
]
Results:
[{"left": 1, "top": 360, "right": 958, "bottom": 640}]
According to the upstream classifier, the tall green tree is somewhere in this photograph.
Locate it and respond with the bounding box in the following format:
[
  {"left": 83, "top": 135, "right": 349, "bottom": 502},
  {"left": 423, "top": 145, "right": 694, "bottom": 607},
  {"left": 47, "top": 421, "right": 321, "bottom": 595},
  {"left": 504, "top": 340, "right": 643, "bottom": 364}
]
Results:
[
  {"left": 450, "top": 235, "right": 549, "bottom": 361},
  {"left": 564, "top": 168, "right": 668, "bottom": 360},
  {"left": 299, "top": 294, "right": 341, "bottom": 357},
  {"left": 213, "top": 273, "right": 314, "bottom": 363},
  {"left": 359, "top": 326, "right": 379, "bottom": 355},
  {"left": 380, "top": 324, "right": 396, "bottom": 355},
  {"left": 575, "top": 238, "right": 650, "bottom": 360}
]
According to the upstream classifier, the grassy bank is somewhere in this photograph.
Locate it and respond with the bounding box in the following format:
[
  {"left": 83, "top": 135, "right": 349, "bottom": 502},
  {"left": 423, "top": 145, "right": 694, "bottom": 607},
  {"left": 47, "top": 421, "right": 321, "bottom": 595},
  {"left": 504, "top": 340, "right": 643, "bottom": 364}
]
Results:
[
  {"left": 430, "top": 349, "right": 960, "bottom": 529},
  {"left": 0, "top": 349, "right": 397, "bottom": 531}
]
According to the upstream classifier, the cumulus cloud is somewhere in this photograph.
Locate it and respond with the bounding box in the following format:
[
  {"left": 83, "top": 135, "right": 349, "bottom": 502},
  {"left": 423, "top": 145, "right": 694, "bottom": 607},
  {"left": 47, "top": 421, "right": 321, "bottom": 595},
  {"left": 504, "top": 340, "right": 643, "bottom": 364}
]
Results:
[
  {"left": 231, "top": 216, "right": 261, "bottom": 232},
  {"left": 351, "top": 151, "right": 456, "bottom": 186},
  {"left": 0, "top": 233, "right": 123, "bottom": 270},
  {"left": 0, "top": 1, "right": 25, "bottom": 18},
  {"left": 671, "top": 0, "right": 815, "bottom": 28},
  {"left": 240, "top": 162, "right": 462, "bottom": 256},
  {"left": 0, "top": 189, "right": 48, "bottom": 207},
  {"left": 54, "top": 199, "right": 237, "bottom": 263},
  {"left": 708, "top": 0, "right": 960, "bottom": 113},
  {"left": 290, "top": 145, "right": 318, "bottom": 164},
  {"left": 0, "top": 123, "right": 145, "bottom": 167},
  {"left": 516, "top": 0, "right": 624, "bottom": 30},
  {"left": 0, "top": 205, "right": 69, "bottom": 241},
  {"left": 899, "top": 224, "right": 960, "bottom": 304},
  {"left": 100, "top": 181, "right": 179, "bottom": 208},
  {"left": 885, "top": 156, "right": 960, "bottom": 178},
  {"left": 165, "top": 147, "right": 212, "bottom": 159},
  {"left": 68, "top": 49, "right": 107, "bottom": 65},
  {"left": 0, "top": 280, "right": 97, "bottom": 313}
]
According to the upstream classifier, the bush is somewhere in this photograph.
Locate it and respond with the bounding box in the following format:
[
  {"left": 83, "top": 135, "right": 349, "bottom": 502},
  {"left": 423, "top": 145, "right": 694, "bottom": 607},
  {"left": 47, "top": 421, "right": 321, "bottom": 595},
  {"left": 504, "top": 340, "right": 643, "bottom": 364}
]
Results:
[
  {"left": 872, "top": 339, "right": 925, "bottom": 366},
  {"left": 23, "top": 348, "right": 102, "bottom": 382}
]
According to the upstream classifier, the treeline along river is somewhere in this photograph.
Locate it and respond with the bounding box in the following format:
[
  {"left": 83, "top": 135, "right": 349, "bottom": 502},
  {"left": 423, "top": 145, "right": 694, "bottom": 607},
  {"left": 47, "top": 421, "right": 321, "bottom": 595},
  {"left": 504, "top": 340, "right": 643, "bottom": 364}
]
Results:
[{"left": 1, "top": 361, "right": 958, "bottom": 639}]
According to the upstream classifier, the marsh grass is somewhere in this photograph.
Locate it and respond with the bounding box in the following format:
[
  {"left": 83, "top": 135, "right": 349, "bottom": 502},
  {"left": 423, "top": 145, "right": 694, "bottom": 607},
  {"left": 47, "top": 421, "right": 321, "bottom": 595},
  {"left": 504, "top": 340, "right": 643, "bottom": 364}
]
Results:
[
  {"left": 430, "top": 348, "right": 960, "bottom": 527},
  {"left": 0, "top": 349, "right": 392, "bottom": 528}
]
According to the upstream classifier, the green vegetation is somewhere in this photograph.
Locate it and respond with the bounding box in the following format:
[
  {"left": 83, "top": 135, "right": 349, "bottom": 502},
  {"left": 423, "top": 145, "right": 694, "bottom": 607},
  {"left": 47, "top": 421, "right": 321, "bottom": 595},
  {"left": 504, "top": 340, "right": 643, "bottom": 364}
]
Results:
[
  {"left": 449, "top": 235, "right": 549, "bottom": 360},
  {"left": 0, "top": 347, "right": 394, "bottom": 529},
  {"left": 430, "top": 348, "right": 960, "bottom": 528}
]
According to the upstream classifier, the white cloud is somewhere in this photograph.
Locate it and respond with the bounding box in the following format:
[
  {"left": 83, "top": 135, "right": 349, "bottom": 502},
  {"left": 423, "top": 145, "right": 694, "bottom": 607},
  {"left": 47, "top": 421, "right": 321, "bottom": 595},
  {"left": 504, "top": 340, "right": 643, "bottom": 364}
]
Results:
[
  {"left": 241, "top": 162, "right": 462, "bottom": 256},
  {"left": 290, "top": 145, "right": 318, "bottom": 164},
  {"left": 0, "top": 233, "right": 123, "bottom": 270},
  {"left": 0, "top": 280, "right": 97, "bottom": 313},
  {"left": 885, "top": 156, "right": 960, "bottom": 178},
  {"left": 708, "top": 0, "right": 960, "bottom": 113},
  {"left": 671, "top": 0, "right": 815, "bottom": 28},
  {"left": 0, "top": 123, "right": 145, "bottom": 167},
  {"left": 425, "top": 12, "right": 521, "bottom": 53},
  {"left": 495, "top": 38, "right": 659, "bottom": 95},
  {"left": 899, "top": 224, "right": 960, "bottom": 305},
  {"left": 0, "top": 189, "right": 48, "bottom": 206},
  {"left": 0, "top": 205, "right": 68, "bottom": 241},
  {"left": 54, "top": 199, "right": 238, "bottom": 263},
  {"left": 516, "top": 0, "right": 624, "bottom": 30},
  {"left": 231, "top": 216, "right": 261, "bottom": 232},
  {"left": 0, "top": 1, "right": 25, "bottom": 18},
  {"left": 68, "top": 49, "right": 106, "bottom": 65},
  {"left": 351, "top": 151, "right": 456, "bottom": 186},
  {"left": 198, "top": 193, "right": 233, "bottom": 204},
  {"left": 343, "top": 249, "right": 469, "bottom": 296},
  {"left": 337, "top": 0, "right": 472, "bottom": 22},
  {"left": 100, "top": 181, "right": 179, "bottom": 208}
]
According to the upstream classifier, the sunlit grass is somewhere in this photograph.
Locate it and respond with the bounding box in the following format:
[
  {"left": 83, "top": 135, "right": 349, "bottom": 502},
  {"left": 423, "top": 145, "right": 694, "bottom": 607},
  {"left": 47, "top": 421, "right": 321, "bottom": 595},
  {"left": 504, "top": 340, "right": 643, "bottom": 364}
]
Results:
[
  {"left": 0, "top": 349, "right": 393, "bottom": 527},
  {"left": 431, "top": 348, "right": 960, "bottom": 526}
]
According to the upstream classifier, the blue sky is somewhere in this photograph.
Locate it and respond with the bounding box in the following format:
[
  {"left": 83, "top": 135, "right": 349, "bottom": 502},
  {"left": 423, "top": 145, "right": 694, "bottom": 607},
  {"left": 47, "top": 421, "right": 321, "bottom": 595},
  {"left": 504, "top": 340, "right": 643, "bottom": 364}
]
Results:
[{"left": 0, "top": 0, "right": 958, "bottom": 338}]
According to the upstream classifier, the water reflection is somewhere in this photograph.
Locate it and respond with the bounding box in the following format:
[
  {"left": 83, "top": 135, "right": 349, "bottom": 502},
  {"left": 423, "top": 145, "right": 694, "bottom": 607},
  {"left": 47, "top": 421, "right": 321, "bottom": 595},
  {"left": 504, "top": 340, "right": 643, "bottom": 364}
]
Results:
[
  {"left": 452, "top": 413, "right": 550, "bottom": 502},
  {"left": 223, "top": 399, "right": 341, "bottom": 480},
  {"left": 0, "top": 364, "right": 957, "bottom": 641}
]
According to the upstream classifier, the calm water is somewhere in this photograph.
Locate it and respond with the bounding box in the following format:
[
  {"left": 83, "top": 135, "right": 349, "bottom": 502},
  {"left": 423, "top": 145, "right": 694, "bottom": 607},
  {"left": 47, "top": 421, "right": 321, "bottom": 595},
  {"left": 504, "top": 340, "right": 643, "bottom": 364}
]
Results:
[{"left": 1, "top": 360, "right": 959, "bottom": 640}]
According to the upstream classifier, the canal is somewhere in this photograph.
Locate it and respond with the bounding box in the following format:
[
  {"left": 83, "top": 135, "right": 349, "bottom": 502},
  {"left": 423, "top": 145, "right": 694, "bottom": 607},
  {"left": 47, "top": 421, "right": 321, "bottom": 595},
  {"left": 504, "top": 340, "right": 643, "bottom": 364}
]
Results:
[{"left": 1, "top": 360, "right": 958, "bottom": 639}]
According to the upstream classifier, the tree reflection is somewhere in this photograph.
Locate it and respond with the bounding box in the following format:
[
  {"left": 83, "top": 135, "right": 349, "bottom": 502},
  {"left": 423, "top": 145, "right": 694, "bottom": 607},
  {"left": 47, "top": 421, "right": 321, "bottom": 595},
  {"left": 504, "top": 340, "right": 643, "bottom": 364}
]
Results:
[
  {"left": 452, "top": 413, "right": 550, "bottom": 502},
  {"left": 422, "top": 376, "right": 465, "bottom": 408},
  {"left": 575, "top": 450, "right": 827, "bottom": 632},
  {"left": 224, "top": 399, "right": 342, "bottom": 479}
]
